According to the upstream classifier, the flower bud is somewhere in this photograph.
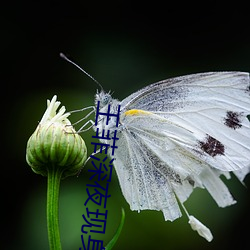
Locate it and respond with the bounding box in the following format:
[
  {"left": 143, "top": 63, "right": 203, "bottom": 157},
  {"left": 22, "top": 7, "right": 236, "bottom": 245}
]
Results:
[{"left": 26, "top": 95, "right": 87, "bottom": 178}]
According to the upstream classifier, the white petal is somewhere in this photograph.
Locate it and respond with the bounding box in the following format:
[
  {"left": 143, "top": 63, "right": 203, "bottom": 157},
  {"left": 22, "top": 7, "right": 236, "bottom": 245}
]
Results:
[
  {"left": 40, "top": 95, "right": 57, "bottom": 123},
  {"left": 40, "top": 95, "right": 71, "bottom": 125},
  {"left": 188, "top": 215, "right": 213, "bottom": 242}
]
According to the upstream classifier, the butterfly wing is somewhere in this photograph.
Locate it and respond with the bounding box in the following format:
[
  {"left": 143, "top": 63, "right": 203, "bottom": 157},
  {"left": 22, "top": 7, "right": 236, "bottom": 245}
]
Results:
[
  {"left": 120, "top": 72, "right": 250, "bottom": 173},
  {"left": 115, "top": 111, "right": 237, "bottom": 221},
  {"left": 113, "top": 72, "right": 250, "bottom": 221},
  {"left": 114, "top": 124, "right": 183, "bottom": 221}
]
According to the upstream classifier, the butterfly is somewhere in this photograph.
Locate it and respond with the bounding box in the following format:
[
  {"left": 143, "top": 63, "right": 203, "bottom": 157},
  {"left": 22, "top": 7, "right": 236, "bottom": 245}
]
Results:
[
  {"left": 92, "top": 71, "right": 250, "bottom": 241},
  {"left": 60, "top": 53, "right": 250, "bottom": 240}
]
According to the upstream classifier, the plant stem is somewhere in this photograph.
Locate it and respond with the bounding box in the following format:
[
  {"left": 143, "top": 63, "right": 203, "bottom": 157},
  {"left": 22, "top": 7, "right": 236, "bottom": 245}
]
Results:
[
  {"left": 47, "top": 165, "right": 63, "bottom": 250},
  {"left": 105, "top": 208, "right": 125, "bottom": 250}
]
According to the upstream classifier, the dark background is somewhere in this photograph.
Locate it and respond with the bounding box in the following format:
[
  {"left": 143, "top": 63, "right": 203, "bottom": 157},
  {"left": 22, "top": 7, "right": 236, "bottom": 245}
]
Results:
[{"left": 2, "top": 2, "right": 250, "bottom": 249}]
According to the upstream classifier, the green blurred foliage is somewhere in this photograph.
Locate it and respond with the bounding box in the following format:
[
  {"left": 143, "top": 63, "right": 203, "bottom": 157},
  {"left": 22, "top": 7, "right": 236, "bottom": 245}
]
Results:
[{"left": 2, "top": 2, "right": 250, "bottom": 250}]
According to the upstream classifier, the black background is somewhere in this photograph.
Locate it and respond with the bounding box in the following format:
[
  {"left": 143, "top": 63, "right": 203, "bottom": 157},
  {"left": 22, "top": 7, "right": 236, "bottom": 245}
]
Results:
[{"left": 2, "top": 2, "right": 250, "bottom": 249}]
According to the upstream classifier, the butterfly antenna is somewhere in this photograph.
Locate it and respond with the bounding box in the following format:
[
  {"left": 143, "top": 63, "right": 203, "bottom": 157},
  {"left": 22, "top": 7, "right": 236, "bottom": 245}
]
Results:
[{"left": 60, "top": 53, "right": 104, "bottom": 91}]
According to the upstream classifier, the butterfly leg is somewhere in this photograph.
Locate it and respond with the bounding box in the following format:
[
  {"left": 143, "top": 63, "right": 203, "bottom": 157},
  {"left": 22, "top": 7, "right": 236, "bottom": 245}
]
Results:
[
  {"left": 69, "top": 106, "right": 96, "bottom": 132},
  {"left": 77, "top": 120, "right": 95, "bottom": 133}
]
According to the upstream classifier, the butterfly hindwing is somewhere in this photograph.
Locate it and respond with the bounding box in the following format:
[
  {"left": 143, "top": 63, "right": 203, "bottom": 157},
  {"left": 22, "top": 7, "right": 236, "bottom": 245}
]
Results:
[
  {"left": 115, "top": 111, "right": 236, "bottom": 221},
  {"left": 115, "top": 119, "right": 183, "bottom": 221}
]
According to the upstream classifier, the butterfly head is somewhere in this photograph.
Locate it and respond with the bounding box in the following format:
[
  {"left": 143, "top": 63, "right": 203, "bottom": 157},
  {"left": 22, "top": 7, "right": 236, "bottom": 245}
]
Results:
[
  {"left": 95, "top": 90, "right": 113, "bottom": 108},
  {"left": 94, "top": 89, "right": 121, "bottom": 133}
]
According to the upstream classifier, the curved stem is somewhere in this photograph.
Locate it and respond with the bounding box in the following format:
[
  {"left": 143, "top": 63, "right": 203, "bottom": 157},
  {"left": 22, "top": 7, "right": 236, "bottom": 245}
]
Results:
[
  {"left": 105, "top": 208, "right": 125, "bottom": 250},
  {"left": 47, "top": 165, "right": 63, "bottom": 250}
]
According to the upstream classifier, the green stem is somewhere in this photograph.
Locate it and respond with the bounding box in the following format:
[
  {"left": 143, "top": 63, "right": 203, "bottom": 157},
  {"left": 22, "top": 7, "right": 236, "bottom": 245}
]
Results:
[
  {"left": 105, "top": 208, "right": 125, "bottom": 250},
  {"left": 47, "top": 165, "right": 63, "bottom": 250}
]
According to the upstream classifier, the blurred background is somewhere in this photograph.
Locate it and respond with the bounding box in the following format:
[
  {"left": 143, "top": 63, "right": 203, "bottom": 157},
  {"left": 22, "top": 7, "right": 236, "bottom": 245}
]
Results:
[{"left": 2, "top": 1, "right": 250, "bottom": 249}]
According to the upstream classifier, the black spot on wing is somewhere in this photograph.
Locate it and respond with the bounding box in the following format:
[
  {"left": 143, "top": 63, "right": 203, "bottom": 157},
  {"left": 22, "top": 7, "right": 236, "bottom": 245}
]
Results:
[
  {"left": 246, "top": 84, "right": 250, "bottom": 94},
  {"left": 199, "top": 135, "right": 225, "bottom": 157},
  {"left": 186, "top": 177, "right": 195, "bottom": 186},
  {"left": 224, "top": 111, "right": 243, "bottom": 130}
]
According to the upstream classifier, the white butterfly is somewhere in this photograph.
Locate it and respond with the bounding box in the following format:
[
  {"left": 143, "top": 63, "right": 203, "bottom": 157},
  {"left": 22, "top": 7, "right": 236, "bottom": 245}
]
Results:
[{"left": 90, "top": 72, "right": 250, "bottom": 241}]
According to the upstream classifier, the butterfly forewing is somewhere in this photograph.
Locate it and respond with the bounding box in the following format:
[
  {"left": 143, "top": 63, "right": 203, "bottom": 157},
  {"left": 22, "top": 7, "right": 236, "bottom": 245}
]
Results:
[{"left": 120, "top": 72, "right": 250, "bottom": 173}]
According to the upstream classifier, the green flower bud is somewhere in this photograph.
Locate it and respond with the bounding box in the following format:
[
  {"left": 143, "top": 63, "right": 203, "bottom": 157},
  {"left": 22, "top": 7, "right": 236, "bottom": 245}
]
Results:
[{"left": 26, "top": 95, "right": 87, "bottom": 178}]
